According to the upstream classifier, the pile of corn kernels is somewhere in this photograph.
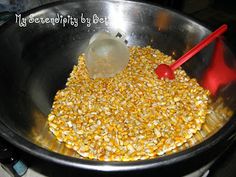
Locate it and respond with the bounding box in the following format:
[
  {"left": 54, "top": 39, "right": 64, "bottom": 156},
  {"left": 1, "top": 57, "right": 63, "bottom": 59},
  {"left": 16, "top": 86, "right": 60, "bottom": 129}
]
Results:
[{"left": 48, "top": 46, "right": 211, "bottom": 161}]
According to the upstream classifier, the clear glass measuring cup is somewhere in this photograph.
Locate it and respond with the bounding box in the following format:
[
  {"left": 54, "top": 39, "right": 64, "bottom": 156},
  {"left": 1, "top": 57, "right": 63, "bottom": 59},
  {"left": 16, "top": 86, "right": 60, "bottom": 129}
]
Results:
[{"left": 85, "top": 31, "right": 129, "bottom": 79}]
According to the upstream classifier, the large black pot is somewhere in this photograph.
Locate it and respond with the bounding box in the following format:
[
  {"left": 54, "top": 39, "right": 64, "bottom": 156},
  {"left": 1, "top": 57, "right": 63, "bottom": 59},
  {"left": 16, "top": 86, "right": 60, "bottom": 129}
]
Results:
[{"left": 0, "top": 0, "right": 236, "bottom": 176}]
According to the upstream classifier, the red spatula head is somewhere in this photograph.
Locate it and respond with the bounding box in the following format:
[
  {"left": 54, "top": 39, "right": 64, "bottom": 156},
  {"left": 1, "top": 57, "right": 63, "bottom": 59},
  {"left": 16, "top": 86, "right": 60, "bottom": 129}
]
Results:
[
  {"left": 202, "top": 38, "right": 236, "bottom": 95},
  {"left": 155, "top": 64, "right": 175, "bottom": 79}
]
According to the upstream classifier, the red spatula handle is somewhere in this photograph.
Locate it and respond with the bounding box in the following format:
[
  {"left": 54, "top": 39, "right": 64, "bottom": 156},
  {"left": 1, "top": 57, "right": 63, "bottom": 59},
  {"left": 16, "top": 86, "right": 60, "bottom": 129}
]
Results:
[{"left": 170, "top": 24, "right": 228, "bottom": 71}]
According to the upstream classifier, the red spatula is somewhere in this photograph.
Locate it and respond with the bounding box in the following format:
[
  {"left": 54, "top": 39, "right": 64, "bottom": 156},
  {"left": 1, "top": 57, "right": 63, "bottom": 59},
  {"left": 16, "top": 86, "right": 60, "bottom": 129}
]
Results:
[{"left": 155, "top": 24, "right": 228, "bottom": 80}]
